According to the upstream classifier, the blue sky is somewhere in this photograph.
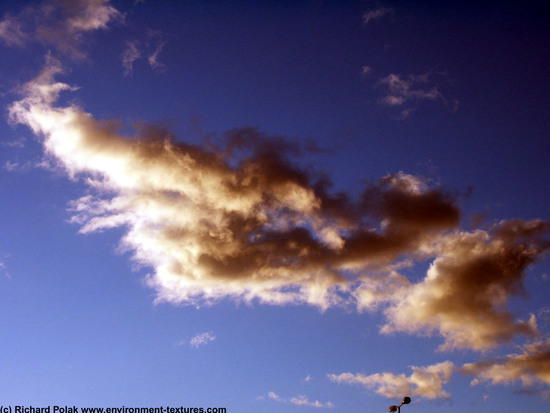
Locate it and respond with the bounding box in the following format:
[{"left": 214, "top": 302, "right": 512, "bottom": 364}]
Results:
[{"left": 1, "top": 1, "right": 549, "bottom": 412}]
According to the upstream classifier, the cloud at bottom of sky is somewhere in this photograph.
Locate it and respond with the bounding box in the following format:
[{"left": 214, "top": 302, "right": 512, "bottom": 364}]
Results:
[
  {"left": 329, "top": 361, "right": 454, "bottom": 400},
  {"left": 263, "top": 391, "right": 335, "bottom": 409}
]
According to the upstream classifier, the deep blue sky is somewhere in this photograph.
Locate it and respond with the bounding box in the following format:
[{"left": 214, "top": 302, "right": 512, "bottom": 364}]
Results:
[{"left": 1, "top": 1, "right": 549, "bottom": 412}]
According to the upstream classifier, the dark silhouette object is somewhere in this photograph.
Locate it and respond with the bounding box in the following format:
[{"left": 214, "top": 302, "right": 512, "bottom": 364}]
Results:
[{"left": 389, "top": 396, "right": 411, "bottom": 412}]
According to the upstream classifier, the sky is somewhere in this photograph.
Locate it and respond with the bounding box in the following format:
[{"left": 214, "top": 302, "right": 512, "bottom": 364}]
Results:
[{"left": 0, "top": 0, "right": 549, "bottom": 412}]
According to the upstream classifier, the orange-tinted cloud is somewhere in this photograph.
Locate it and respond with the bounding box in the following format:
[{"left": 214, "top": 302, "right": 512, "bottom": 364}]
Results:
[
  {"left": 462, "top": 339, "right": 550, "bottom": 389},
  {"left": 9, "top": 58, "right": 550, "bottom": 364},
  {"left": 381, "top": 220, "right": 549, "bottom": 351},
  {"left": 328, "top": 361, "right": 455, "bottom": 400},
  {"left": 9, "top": 57, "right": 463, "bottom": 310}
]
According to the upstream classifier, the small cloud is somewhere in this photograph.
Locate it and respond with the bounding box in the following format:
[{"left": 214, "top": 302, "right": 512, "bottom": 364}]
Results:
[
  {"left": 121, "top": 30, "right": 166, "bottom": 75},
  {"left": 290, "top": 395, "right": 335, "bottom": 408},
  {"left": 376, "top": 72, "right": 445, "bottom": 118},
  {"left": 262, "top": 391, "right": 334, "bottom": 408},
  {"left": 0, "top": 137, "right": 25, "bottom": 148},
  {"left": 361, "top": 65, "right": 373, "bottom": 76},
  {"left": 3, "top": 160, "right": 20, "bottom": 171},
  {"left": 189, "top": 332, "right": 216, "bottom": 348},
  {"left": 303, "top": 374, "right": 313, "bottom": 383},
  {"left": 122, "top": 40, "right": 141, "bottom": 76},
  {"left": 363, "top": 7, "right": 393, "bottom": 25},
  {"left": 0, "top": 252, "right": 10, "bottom": 279},
  {"left": 268, "top": 391, "right": 281, "bottom": 401},
  {"left": 146, "top": 29, "right": 166, "bottom": 71},
  {"left": 148, "top": 41, "right": 166, "bottom": 71}
]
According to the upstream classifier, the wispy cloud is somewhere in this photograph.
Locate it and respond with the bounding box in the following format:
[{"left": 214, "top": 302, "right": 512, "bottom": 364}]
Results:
[
  {"left": 0, "top": 0, "right": 123, "bottom": 58},
  {"left": 0, "top": 137, "right": 25, "bottom": 148},
  {"left": 147, "top": 41, "right": 166, "bottom": 71},
  {"left": 122, "top": 40, "right": 141, "bottom": 76},
  {"left": 189, "top": 332, "right": 216, "bottom": 348},
  {"left": 362, "top": 7, "right": 393, "bottom": 25},
  {"left": 121, "top": 31, "right": 166, "bottom": 75},
  {"left": 290, "top": 395, "right": 335, "bottom": 408},
  {"left": 263, "top": 391, "right": 334, "bottom": 408},
  {"left": 0, "top": 16, "right": 28, "bottom": 46},
  {"left": 329, "top": 361, "right": 454, "bottom": 400},
  {"left": 3, "top": 160, "right": 20, "bottom": 172},
  {"left": 361, "top": 65, "right": 373, "bottom": 76},
  {"left": 376, "top": 73, "right": 446, "bottom": 118},
  {"left": 0, "top": 252, "right": 10, "bottom": 279}
]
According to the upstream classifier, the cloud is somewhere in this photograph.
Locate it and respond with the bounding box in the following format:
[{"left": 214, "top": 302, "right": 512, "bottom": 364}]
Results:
[
  {"left": 264, "top": 391, "right": 334, "bottom": 408},
  {"left": 121, "top": 31, "right": 166, "bottom": 75},
  {"left": 381, "top": 220, "right": 549, "bottom": 351},
  {"left": 289, "top": 395, "right": 335, "bottom": 408},
  {"left": 189, "top": 332, "right": 216, "bottom": 348},
  {"left": 462, "top": 339, "right": 550, "bottom": 389},
  {"left": 363, "top": 7, "right": 393, "bottom": 25},
  {"left": 0, "top": 253, "right": 10, "bottom": 279},
  {"left": 3, "top": 160, "right": 21, "bottom": 171},
  {"left": 8, "top": 57, "right": 550, "bottom": 362},
  {"left": 0, "top": 0, "right": 123, "bottom": 58},
  {"left": 0, "top": 15, "right": 28, "bottom": 46},
  {"left": 329, "top": 361, "right": 454, "bottom": 400},
  {"left": 8, "top": 58, "right": 463, "bottom": 310},
  {"left": 147, "top": 41, "right": 166, "bottom": 71},
  {"left": 122, "top": 40, "right": 141, "bottom": 76},
  {"left": 361, "top": 65, "right": 373, "bottom": 76},
  {"left": 376, "top": 73, "right": 446, "bottom": 118},
  {"left": 0, "top": 137, "right": 25, "bottom": 148}
]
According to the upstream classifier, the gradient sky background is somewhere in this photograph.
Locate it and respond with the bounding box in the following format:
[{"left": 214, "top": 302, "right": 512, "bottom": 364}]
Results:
[{"left": 1, "top": 1, "right": 549, "bottom": 412}]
